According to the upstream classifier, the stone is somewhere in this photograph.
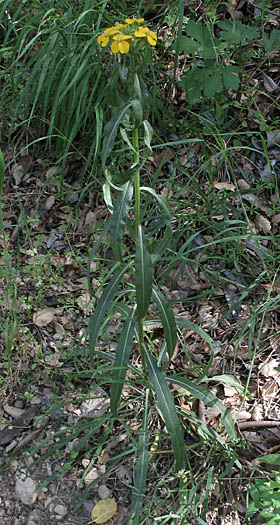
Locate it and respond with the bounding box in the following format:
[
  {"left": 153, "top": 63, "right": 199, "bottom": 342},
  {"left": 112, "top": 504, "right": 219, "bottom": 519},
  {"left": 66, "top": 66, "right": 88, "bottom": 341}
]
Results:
[
  {"left": 15, "top": 477, "right": 37, "bottom": 505},
  {"left": 54, "top": 503, "right": 67, "bottom": 517}
]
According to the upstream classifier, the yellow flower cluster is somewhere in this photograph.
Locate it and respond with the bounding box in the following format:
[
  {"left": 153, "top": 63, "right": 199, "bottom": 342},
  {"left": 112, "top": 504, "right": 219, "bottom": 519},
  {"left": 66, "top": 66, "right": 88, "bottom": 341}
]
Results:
[{"left": 97, "top": 17, "right": 157, "bottom": 54}]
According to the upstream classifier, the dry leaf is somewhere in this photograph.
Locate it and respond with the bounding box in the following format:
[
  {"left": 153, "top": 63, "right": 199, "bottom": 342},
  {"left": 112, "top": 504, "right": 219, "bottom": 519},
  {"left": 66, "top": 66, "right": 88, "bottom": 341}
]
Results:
[
  {"left": 214, "top": 182, "right": 235, "bottom": 191},
  {"left": 12, "top": 163, "right": 25, "bottom": 185},
  {"left": 45, "top": 195, "right": 55, "bottom": 210},
  {"left": 255, "top": 214, "right": 271, "bottom": 233},
  {"left": 33, "top": 308, "right": 56, "bottom": 327},
  {"left": 91, "top": 498, "right": 117, "bottom": 524},
  {"left": 259, "top": 358, "right": 279, "bottom": 378}
]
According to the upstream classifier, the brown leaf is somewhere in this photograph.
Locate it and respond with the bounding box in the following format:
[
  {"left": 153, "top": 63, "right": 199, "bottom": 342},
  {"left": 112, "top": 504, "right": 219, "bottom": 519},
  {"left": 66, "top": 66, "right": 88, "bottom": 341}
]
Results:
[{"left": 33, "top": 308, "right": 56, "bottom": 327}]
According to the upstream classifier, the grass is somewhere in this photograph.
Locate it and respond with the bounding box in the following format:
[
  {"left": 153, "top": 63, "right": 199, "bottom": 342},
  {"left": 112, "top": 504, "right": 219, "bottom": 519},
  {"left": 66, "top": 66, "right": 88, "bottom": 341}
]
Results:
[{"left": 1, "top": 0, "right": 280, "bottom": 522}]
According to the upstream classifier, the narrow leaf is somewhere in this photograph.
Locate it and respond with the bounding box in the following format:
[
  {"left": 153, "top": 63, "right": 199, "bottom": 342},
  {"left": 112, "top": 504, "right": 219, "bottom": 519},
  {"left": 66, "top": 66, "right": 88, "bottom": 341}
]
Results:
[
  {"left": 102, "top": 103, "right": 132, "bottom": 167},
  {"left": 152, "top": 286, "right": 177, "bottom": 359},
  {"left": 135, "top": 226, "right": 153, "bottom": 320},
  {"left": 87, "top": 219, "right": 111, "bottom": 297},
  {"left": 167, "top": 375, "right": 236, "bottom": 439},
  {"left": 130, "top": 389, "right": 150, "bottom": 517},
  {"left": 88, "top": 264, "right": 127, "bottom": 362},
  {"left": 110, "top": 308, "right": 136, "bottom": 415},
  {"left": 143, "top": 120, "right": 153, "bottom": 152},
  {"left": 110, "top": 181, "right": 133, "bottom": 261},
  {"left": 145, "top": 350, "right": 186, "bottom": 471}
]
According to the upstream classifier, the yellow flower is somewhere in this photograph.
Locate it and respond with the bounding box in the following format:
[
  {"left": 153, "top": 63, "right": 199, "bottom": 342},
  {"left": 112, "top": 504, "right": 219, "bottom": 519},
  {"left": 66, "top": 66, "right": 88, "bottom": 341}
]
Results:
[
  {"left": 134, "top": 26, "right": 157, "bottom": 45},
  {"left": 97, "top": 33, "right": 109, "bottom": 47},
  {"left": 111, "top": 33, "right": 133, "bottom": 54},
  {"left": 125, "top": 17, "right": 144, "bottom": 24},
  {"left": 105, "top": 26, "right": 122, "bottom": 35}
]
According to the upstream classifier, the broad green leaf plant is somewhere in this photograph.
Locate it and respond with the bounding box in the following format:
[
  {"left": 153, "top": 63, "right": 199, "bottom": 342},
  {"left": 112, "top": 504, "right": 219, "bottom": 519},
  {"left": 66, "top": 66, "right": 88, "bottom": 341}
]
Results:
[{"left": 87, "top": 15, "right": 237, "bottom": 518}]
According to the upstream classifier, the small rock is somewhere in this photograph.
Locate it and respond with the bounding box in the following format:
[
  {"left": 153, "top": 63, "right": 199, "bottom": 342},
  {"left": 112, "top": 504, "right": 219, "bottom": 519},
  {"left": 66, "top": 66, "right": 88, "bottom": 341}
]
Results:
[
  {"left": 15, "top": 477, "right": 38, "bottom": 505},
  {"left": 54, "top": 503, "right": 67, "bottom": 517},
  {"left": 98, "top": 484, "right": 110, "bottom": 499},
  {"left": 84, "top": 468, "right": 99, "bottom": 486}
]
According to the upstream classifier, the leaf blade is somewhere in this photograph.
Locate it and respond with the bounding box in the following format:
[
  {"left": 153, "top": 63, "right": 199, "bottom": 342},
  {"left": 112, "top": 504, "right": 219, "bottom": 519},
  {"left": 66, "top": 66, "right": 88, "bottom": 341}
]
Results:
[
  {"left": 88, "top": 264, "right": 127, "bottom": 362},
  {"left": 152, "top": 286, "right": 177, "bottom": 359},
  {"left": 110, "top": 181, "right": 133, "bottom": 261},
  {"left": 110, "top": 308, "right": 136, "bottom": 415},
  {"left": 145, "top": 350, "right": 186, "bottom": 471}
]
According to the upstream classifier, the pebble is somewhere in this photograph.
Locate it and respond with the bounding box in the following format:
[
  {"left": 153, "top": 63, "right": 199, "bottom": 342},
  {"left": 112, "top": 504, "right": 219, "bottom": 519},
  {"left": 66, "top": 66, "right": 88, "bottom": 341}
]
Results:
[
  {"left": 97, "top": 484, "right": 110, "bottom": 499},
  {"left": 54, "top": 503, "right": 67, "bottom": 517},
  {"left": 15, "top": 477, "right": 38, "bottom": 505}
]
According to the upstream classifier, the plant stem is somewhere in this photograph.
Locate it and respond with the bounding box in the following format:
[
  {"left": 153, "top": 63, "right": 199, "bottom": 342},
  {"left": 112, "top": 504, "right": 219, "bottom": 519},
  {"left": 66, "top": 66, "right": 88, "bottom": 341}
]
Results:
[
  {"left": 133, "top": 127, "right": 140, "bottom": 236},
  {"left": 133, "top": 127, "right": 147, "bottom": 376}
]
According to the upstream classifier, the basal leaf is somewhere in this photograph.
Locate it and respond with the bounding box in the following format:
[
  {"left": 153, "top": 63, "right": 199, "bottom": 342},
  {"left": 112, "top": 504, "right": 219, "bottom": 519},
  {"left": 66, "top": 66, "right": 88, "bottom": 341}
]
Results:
[
  {"left": 110, "top": 181, "right": 133, "bottom": 261},
  {"left": 145, "top": 350, "right": 186, "bottom": 471},
  {"left": 130, "top": 389, "right": 150, "bottom": 518},
  {"left": 135, "top": 226, "right": 153, "bottom": 320},
  {"left": 152, "top": 286, "right": 177, "bottom": 359},
  {"left": 110, "top": 308, "right": 136, "bottom": 415}
]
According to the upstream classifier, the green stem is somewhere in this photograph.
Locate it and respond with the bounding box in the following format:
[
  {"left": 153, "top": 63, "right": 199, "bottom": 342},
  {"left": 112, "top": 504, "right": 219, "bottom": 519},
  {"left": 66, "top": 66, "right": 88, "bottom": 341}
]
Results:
[
  {"left": 133, "top": 127, "right": 140, "bottom": 236},
  {"left": 133, "top": 127, "right": 147, "bottom": 377}
]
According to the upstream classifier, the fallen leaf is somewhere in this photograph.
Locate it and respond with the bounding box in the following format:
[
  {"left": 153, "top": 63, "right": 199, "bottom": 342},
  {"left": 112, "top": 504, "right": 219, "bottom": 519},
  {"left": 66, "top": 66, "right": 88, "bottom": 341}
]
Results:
[
  {"left": 45, "top": 195, "right": 55, "bottom": 210},
  {"left": 91, "top": 498, "right": 117, "bottom": 524},
  {"left": 262, "top": 73, "right": 280, "bottom": 94},
  {"left": 259, "top": 358, "right": 279, "bottom": 378},
  {"left": 255, "top": 214, "right": 271, "bottom": 233},
  {"left": 33, "top": 308, "right": 56, "bottom": 327},
  {"left": 214, "top": 182, "right": 235, "bottom": 191}
]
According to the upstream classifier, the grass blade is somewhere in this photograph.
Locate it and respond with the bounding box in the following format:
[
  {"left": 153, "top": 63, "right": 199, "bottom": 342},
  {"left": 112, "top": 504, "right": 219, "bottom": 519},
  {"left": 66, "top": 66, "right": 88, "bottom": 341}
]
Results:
[
  {"left": 110, "top": 181, "right": 133, "bottom": 261},
  {"left": 129, "top": 389, "right": 150, "bottom": 519},
  {"left": 88, "top": 264, "right": 127, "bottom": 363},
  {"left": 145, "top": 350, "right": 186, "bottom": 471},
  {"left": 110, "top": 308, "right": 136, "bottom": 415},
  {"left": 152, "top": 286, "right": 177, "bottom": 359},
  {"left": 135, "top": 226, "right": 153, "bottom": 320},
  {"left": 167, "top": 375, "right": 236, "bottom": 439}
]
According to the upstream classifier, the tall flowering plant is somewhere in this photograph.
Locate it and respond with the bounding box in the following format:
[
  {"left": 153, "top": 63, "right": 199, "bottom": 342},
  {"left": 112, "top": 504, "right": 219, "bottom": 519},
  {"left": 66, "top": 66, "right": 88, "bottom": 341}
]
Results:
[{"left": 87, "top": 16, "right": 236, "bottom": 519}]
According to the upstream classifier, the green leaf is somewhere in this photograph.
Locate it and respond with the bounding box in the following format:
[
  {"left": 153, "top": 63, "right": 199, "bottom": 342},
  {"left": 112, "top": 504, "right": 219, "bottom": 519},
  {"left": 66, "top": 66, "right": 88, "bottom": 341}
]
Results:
[
  {"left": 140, "top": 187, "right": 171, "bottom": 218},
  {"left": 131, "top": 98, "right": 143, "bottom": 126},
  {"left": 135, "top": 226, "right": 153, "bottom": 320},
  {"left": 262, "top": 30, "right": 280, "bottom": 52},
  {"left": 87, "top": 219, "right": 111, "bottom": 297},
  {"left": 175, "top": 317, "right": 214, "bottom": 352},
  {"left": 176, "top": 35, "right": 200, "bottom": 54},
  {"left": 145, "top": 351, "right": 186, "bottom": 471},
  {"left": 259, "top": 454, "right": 280, "bottom": 467},
  {"left": 102, "top": 103, "right": 132, "bottom": 168},
  {"left": 88, "top": 264, "right": 127, "bottom": 363},
  {"left": 152, "top": 286, "right": 177, "bottom": 359},
  {"left": 204, "top": 72, "right": 223, "bottom": 97},
  {"left": 143, "top": 120, "right": 153, "bottom": 152},
  {"left": 110, "top": 308, "right": 136, "bottom": 415},
  {"left": 110, "top": 181, "right": 133, "bottom": 261},
  {"left": 130, "top": 389, "right": 150, "bottom": 518},
  {"left": 217, "top": 20, "right": 259, "bottom": 45},
  {"left": 222, "top": 68, "right": 240, "bottom": 91},
  {"left": 120, "top": 128, "right": 136, "bottom": 153},
  {"left": 167, "top": 375, "right": 236, "bottom": 439}
]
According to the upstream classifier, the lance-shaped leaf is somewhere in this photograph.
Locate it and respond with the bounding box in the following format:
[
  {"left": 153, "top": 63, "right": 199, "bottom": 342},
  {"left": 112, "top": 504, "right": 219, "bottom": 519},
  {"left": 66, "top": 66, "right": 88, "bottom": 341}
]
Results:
[
  {"left": 135, "top": 226, "right": 153, "bottom": 320},
  {"left": 152, "top": 286, "right": 177, "bottom": 359},
  {"left": 88, "top": 264, "right": 127, "bottom": 363},
  {"left": 130, "top": 389, "right": 150, "bottom": 518},
  {"left": 110, "top": 181, "right": 133, "bottom": 262},
  {"left": 110, "top": 308, "right": 136, "bottom": 415},
  {"left": 145, "top": 350, "right": 186, "bottom": 471},
  {"left": 166, "top": 375, "right": 236, "bottom": 439},
  {"left": 143, "top": 120, "right": 153, "bottom": 153},
  {"left": 87, "top": 218, "right": 111, "bottom": 297},
  {"left": 102, "top": 102, "right": 132, "bottom": 167}
]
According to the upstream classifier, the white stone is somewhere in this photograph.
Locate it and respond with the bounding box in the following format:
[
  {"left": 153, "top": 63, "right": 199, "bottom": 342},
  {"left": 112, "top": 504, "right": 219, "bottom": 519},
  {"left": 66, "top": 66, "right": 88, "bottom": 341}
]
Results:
[{"left": 15, "top": 477, "right": 37, "bottom": 505}]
